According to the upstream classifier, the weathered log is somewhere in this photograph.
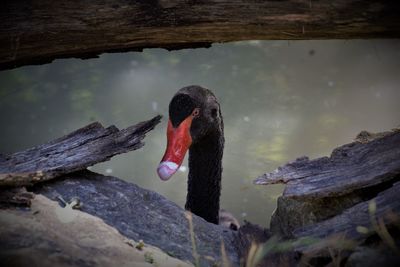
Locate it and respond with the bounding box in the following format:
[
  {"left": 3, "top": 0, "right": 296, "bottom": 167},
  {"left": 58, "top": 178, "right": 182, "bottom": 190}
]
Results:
[
  {"left": 1, "top": 0, "right": 400, "bottom": 70},
  {"left": 0, "top": 194, "right": 192, "bottom": 267},
  {"left": 31, "top": 170, "right": 239, "bottom": 266},
  {"left": 293, "top": 187, "right": 400, "bottom": 266},
  {"left": 251, "top": 129, "right": 400, "bottom": 266},
  {"left": 254, "top": 129, "right": 400, "bottom": 199},
  {"left": 294, "top": 181, "right": 400, "bottom": 241},
  {"left": 0, "top": 115, "right": 161, "bottom": 187},
  {"left": 256, "top": 129, "right": 400, "bottom": 238}
]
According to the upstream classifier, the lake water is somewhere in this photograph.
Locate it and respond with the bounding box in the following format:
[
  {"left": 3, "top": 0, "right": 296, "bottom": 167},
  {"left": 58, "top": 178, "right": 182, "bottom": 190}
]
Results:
[{"left": 0, "top": 40, "right": 399, "bottom": 227}]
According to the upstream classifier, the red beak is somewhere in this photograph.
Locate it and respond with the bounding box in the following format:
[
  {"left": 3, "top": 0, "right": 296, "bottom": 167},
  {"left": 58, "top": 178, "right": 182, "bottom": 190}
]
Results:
[{"left": 157, "top": 116, "right": 193, "bottom": 181}]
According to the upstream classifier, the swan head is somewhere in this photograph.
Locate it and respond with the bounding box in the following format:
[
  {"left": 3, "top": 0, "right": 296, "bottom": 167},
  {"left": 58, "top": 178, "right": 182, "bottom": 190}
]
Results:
[{"left": 157, "top": 85, "right": 222, "bottom": 181}]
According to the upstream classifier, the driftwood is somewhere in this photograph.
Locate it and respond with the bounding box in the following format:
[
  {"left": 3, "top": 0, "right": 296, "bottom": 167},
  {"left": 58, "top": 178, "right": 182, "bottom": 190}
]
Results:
[
  {"left": 253, "top": 129, "right": 400, "bottom": 265},
  {"left": 1, "top": 0, "right": 400, "bottom": 70},
  {"left": 0, "top": 194, "right": 193, "bottom": 267},
  {"left": 0, "top": 115, "right": 161, "bottom": 187},
  {"left": 30, "top": 170, "right": 239, "bottom": 266},
  {"left": 294, "top": 181, "right": 400, "bottom": 240},
  {"left": 254, "top": 129, "right": 400, "bottom": 199}
]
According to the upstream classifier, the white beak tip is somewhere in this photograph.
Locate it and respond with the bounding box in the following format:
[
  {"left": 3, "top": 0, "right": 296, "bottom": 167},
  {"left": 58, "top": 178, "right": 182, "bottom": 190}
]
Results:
[{"left": 157, "top": 161, "right": 179, "bottom": 181}]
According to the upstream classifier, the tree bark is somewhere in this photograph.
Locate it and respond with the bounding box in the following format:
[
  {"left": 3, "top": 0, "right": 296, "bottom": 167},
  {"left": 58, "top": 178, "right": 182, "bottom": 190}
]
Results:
[
  {"left": 0, "top": 115, "right": 161, "bottom": 187},
  {"left": 1, "top": 0, "right": 400, "bottom": 70}
]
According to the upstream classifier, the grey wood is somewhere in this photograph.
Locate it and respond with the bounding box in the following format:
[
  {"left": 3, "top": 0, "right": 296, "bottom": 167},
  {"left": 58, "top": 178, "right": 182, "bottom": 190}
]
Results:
[
  {"left": 0, "top": 115, "right": 161, "bottom": 186},
  {"left": 254, "top": 129, "right": 400, "bottom": 199},
  {"left": 294, "top": 181, "right": 400, "bottom": 243}
]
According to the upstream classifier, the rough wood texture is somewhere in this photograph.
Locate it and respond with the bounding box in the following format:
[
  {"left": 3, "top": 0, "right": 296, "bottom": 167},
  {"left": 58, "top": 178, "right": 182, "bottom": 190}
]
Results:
[
  {"left": 252, "top": 129, "right": 400, "bottom": 265},
  {"left": 0, "top": 194, "right": 193, "bottom": 267},
  {"left": 1, "top": 0, "right": 400, "bottom": 70},
  {"left": 0, "top": 115, "right": 161, "bottom": 186},
  {"left": 294, "top": 181, "right": 400, "bottom": 241},
  {"left": 31, "top": 170, "right": 239, "bottom": 266},
  {"left": 255, "top": 128, "right": 400, "bottom": 238},
  {"left": 254, "top": 129, "right": 400, "bottom": 199},
  {"left": 291, "top": 183, "right": 400, "bottom": 266}
]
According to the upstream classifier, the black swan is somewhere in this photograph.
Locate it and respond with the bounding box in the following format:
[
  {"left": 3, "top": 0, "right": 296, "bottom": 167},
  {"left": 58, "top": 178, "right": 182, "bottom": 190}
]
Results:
[{"left": 157, "top": 85, "right": 239, "bottom": 230}]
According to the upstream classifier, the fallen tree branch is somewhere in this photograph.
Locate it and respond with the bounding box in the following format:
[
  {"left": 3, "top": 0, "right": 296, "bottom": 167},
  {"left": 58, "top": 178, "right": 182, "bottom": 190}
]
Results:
[
  {"left": 1, "top": 0, "right": 400, "bottom": 70},
  {"left": 0, "top": 115, "right": 161, "bottom": 187}
]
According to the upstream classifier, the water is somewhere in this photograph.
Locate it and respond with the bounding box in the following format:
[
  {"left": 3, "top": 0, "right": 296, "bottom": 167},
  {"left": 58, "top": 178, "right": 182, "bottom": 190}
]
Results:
[{"left": 1, "top": 40, "right": 399, "bottom": 227}]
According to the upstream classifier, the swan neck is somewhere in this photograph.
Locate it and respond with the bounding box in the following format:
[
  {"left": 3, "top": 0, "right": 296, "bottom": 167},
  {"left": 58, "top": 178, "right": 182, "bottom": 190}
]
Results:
[{"left": 185, "top": 131, "right": 224, "bottom": 224}]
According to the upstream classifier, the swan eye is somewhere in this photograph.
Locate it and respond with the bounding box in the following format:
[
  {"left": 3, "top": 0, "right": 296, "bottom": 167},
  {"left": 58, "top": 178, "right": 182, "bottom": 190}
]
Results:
[
  {"left": 211, "top": 108, "right": 218, "bottom": 118},
  {"left": 192, "top": 108, "right": 200, "bottom": 117}
]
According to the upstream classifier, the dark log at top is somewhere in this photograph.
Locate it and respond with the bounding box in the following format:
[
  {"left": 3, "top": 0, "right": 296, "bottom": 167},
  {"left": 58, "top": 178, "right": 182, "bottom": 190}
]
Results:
[
  {"left": 254, "top": 129, "right": 400, "bottom": 199},
  {"left": 0, "top": 115, "right": 161, "bottom": 186},
  {"left": 1, "top": 0, "right": 400, "bottom": 70}
]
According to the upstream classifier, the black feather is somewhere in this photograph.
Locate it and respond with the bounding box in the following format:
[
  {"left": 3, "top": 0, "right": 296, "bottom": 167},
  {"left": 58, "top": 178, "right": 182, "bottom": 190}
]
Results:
[{"left": 169, "top": 94, "right": 197, "bottom": 128}]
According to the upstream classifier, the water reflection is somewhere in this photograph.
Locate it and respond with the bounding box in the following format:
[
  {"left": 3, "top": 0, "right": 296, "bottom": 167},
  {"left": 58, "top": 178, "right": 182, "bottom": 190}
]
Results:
[{"left": 0, "top": 40, "right": 399, "bottom": 226}]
